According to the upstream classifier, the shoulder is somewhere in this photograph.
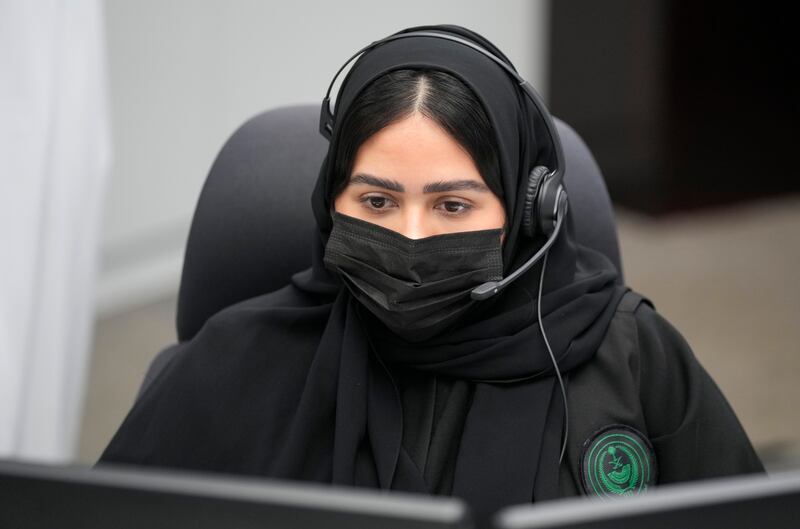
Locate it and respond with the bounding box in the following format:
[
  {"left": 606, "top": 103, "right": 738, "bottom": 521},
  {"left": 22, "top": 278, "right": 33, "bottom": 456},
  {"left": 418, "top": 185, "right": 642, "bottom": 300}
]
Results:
[
  {"left": 561, "top": 289, "right": 764, "bottom": 493},
  {"left": 600, "top": 291, "right": 701, "bottom": 424},
  {"left": 620, "top": 291, "right": 744, "bottom": 444},
  {"left": 630, "top": 295, "right": 694, "bottom": 367},
  {"left": 597, "top": 290, "right": 701, "bottom": 390},
  {"left": 177, "top": 281, "right": 335, "bottom": 367},
  {"left": 568, "top": 288, "right": 708, "bottom": 441},
  {"left": 622, "top": 295, "right": 766, "bottom": 479},
  {"left": 205, "top": 281, "right": 334, "bottom": 333},
  {"left": 625, "top": 295, "right": 704, "bottom": 413},
  {"left": 101, "top": 281, "right": 341, "bottom": 468},
  {"left": 142, "top": 282, "right": 335, "bottom": 402},
  {"left": 567, "top": 289, "right": 652, "bottom": 416}
]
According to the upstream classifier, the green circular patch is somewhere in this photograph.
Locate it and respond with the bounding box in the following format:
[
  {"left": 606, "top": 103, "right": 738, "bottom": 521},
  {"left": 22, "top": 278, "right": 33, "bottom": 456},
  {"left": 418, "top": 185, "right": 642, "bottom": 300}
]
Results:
[{"left": 580, "top": 424, "right": 657, "bottom": 498}]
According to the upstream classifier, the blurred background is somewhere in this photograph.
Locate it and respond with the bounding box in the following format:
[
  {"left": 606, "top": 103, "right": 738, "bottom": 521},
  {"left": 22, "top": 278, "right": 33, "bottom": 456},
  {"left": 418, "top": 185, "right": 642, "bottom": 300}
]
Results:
[{"left": 2, "top": 0, "right": 798, "bottom": 472}]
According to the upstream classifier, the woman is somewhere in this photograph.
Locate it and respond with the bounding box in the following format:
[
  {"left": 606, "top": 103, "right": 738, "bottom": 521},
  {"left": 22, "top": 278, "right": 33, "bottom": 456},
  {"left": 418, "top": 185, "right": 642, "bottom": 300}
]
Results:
[{"left": 100, "top": 25, "right": 763, "bottom": 524}]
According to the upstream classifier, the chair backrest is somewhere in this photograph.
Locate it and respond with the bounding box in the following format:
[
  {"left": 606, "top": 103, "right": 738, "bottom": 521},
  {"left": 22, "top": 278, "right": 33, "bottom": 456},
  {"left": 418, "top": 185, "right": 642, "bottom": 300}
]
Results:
[{"left": 176, "top": 104, "right": 624, "bottom": 343}]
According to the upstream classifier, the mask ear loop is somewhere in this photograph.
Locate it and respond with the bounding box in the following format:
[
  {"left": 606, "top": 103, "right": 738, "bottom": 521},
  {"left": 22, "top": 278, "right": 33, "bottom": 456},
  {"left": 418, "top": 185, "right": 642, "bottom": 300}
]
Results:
[{"left": 536, "top": 247, "right": 569, "bottom": 465}]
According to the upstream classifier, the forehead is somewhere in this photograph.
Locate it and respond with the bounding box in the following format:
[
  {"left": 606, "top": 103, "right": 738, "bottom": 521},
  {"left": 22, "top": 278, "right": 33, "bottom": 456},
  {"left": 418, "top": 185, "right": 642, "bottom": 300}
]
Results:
[{"left": 350, "top": 113, "right": 484, "bottom": 189}]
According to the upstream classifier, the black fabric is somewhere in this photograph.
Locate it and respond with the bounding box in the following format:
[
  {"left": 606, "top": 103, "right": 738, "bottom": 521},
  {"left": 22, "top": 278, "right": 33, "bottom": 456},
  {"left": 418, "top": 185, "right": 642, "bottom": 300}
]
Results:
[
  {"left": 393, "top": 366, "right": 472, "bottom": 495},
  {"left": 99, "top": 24, "right": 627, "bottom": 526},
  {"left": 323, "top": 211, "right": 504, "bottom": 342},
  {"left": 557, "top": 292, "right": 764, "bottom": 496},
  {"left": 635, "top": 303, "right": 764, "bottom": 482}
]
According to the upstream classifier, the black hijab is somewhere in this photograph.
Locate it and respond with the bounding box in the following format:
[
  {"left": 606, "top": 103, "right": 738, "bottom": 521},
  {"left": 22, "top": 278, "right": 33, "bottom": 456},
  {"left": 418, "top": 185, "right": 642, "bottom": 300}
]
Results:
[{"left": 101, "top": 24, "right": 626, "bottom": 526}]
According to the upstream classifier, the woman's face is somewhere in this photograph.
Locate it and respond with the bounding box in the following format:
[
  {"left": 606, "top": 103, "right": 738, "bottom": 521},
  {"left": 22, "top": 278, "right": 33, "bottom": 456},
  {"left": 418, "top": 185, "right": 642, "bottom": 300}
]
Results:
[{"left": 333, "top": 113, "right": 506, "bottom": 242}]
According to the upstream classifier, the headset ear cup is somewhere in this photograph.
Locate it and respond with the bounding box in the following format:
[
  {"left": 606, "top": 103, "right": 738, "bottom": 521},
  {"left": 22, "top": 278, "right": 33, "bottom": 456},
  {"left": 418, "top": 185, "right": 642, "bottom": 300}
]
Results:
[{"left": 522, "top": 166, "right": 550, "bottom": 238}]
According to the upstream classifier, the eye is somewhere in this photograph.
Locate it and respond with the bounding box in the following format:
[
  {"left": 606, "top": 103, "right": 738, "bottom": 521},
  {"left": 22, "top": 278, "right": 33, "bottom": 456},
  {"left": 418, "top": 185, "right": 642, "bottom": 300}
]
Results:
[
  {"left": 435, "top": 200, "right": 473, "bottom": 216},
  {"left": 359, "top": 194, "right": 397, "bottom": 212}
]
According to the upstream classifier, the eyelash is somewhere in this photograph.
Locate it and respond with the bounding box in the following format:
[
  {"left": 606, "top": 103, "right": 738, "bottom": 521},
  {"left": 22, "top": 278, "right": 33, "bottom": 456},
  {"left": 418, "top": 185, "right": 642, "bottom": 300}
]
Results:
[{"left": 358, "top": 195, "right": 473, "bottom": 216}]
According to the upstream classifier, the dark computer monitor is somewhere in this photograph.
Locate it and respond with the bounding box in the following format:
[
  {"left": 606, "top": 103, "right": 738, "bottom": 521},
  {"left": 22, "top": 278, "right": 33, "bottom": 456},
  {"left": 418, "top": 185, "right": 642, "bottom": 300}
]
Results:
[
  {"left": 494, "top": 470, "right": 800, "bottom": 529},
  {"left": 0, "top": 459, "right": 473, "bottom": 529}
]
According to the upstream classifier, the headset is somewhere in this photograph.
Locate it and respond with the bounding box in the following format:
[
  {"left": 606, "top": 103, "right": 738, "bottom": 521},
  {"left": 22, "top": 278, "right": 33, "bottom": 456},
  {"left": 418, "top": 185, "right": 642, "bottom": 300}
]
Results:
[{"left": 320, "top": 29, "right": 571, "bottom": 462}]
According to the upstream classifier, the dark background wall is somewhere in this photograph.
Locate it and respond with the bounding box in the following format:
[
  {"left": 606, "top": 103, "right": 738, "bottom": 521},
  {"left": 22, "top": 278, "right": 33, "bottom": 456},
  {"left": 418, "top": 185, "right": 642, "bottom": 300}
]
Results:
[{"left": 550, "top": 0, "right": 798, "bottom": 215}]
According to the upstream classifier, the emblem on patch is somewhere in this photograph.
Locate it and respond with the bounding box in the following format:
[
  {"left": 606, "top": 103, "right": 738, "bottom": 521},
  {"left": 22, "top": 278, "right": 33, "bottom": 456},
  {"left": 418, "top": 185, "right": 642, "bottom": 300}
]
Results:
[{"left": 580, "top": 424, "right": 657, "bottom": 497}]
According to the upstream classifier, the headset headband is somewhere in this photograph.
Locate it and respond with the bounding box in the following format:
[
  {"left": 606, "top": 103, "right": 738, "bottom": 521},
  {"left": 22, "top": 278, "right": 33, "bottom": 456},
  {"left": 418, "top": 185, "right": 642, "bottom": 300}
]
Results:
[{"left": 319, "top": 30, "right": 565, "bottom": 185}]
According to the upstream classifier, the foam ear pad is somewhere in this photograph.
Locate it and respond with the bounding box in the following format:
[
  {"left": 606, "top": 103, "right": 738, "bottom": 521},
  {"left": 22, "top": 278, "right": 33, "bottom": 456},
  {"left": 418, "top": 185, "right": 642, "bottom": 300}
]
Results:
[{"left": 522, "top": 165, "right": 550, "bottom": 238}]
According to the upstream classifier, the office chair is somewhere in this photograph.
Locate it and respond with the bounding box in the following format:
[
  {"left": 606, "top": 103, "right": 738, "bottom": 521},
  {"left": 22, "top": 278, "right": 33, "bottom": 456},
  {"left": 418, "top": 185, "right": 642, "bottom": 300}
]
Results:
[{"left": 138, "top": 104, "right": 623, "bottom": 397}]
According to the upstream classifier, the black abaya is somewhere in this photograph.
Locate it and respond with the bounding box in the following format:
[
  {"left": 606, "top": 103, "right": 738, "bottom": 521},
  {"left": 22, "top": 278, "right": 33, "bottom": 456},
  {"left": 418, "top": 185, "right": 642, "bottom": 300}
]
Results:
[{"left": 98, "top": 24, "right": 761, "bottom": 527}]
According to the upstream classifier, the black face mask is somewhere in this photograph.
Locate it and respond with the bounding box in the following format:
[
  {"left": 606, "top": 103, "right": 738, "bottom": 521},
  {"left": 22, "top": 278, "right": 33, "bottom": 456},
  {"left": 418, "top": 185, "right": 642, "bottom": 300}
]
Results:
[{"left": 323, "top": 212, "right": 504, "bottom": 342}]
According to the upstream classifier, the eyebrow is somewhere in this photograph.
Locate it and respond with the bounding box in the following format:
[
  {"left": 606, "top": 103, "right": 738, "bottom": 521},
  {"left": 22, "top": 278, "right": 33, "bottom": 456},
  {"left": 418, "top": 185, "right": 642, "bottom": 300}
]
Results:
[{"left": 349, "top": 173, "right": 490, "bottom": 194}]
